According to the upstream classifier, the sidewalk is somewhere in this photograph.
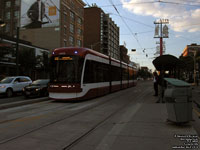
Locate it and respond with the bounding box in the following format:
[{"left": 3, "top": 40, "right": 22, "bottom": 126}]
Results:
[
  {"left": 70, "top": 84, "right": 200, "bottom": 150},
  {"left": 108, "top": 93, "right": 200, "bottom": 150}
]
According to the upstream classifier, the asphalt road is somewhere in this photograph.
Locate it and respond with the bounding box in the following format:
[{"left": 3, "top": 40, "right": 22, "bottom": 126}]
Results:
[
  {"left": 0, "top": 81, "right": 199, "bottom": 150},
  {"left": 0, "top": 94, "right": 26, "bottom": 104}
]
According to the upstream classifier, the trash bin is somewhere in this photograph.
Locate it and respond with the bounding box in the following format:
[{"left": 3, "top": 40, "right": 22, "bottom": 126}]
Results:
[{"left": 164, "top": 78, "right": 192, "bottom": 123}]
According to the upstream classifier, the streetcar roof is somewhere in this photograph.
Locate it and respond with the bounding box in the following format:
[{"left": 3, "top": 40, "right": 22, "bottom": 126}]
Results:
[
  {"left": 52, "top": 47, "right": 136, "bottom": 69},
  {"left": 52, "top": 47, "right": 108, "bottom": 59}
]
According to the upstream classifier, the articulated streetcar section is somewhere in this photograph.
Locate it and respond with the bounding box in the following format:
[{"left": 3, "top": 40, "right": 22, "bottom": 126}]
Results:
[{"left": 48, "top": 47, "right": 137, "bottom": 101}]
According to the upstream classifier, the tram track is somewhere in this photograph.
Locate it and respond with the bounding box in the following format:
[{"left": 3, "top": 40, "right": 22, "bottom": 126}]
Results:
[
  {"left": 62, "top": 85, "right": 150, "bottom": 150},
  {"left": 0, "top": 85, "right": 147, "bottom": 146},
  {"left": 0, "top": 101, "right": 75, "bottom": 124}
]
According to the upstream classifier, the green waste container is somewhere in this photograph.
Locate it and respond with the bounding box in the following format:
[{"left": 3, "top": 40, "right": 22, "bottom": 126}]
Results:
[{"left": 164, "top": 78, "right": 192, "bottom": 123}]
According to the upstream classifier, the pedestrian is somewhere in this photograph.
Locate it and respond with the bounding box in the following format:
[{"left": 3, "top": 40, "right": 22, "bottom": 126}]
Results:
[
  {"left": 156, "top": 71, "right": 166, "bottom": 103},
  {"left": 153, "top": 72, "right": 158, "bottom": 96}
]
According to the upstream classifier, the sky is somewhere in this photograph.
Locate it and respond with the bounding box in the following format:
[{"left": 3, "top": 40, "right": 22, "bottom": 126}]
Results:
[{"left": 83, "top": 0, "right": 200, "bottom": 71}]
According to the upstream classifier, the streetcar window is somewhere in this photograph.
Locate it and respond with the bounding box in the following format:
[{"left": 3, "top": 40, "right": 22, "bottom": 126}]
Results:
[
  {"left": 50, "top": 56, "right": 84, "bottom": 83},
  {"left": 111, "top": 65, "right": 120, "bottom": 81},
  {"left": 83, "top": 60, "right": 110, "bottom": 83}
]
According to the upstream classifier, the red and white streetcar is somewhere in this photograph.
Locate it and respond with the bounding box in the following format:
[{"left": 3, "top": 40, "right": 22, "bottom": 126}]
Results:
[{"left": 48, "top": 47, "right": 137, "bottom": 101}]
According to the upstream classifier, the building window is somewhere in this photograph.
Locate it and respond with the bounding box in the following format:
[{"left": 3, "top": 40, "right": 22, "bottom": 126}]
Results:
[
  {"left": 14, "top": 11, "right": 19, "bottom": 19},
  {"left": 64, "top": 40, "right": 67, "bottom": 47},
  {"left": 77, "top": 40, "right": 82, "bottom": 47},
  {"left": 64, "top": 13, "right": 67, "bottom": 22},
  {"left": 5, "top": 23, "right": 10, "bottom": 33},
  {"left": 70, "top": 23, "right": 74, "bottom": 33},
  {"left": 70, "top": 11, "right": 75, "bottom": 22},
  {"left": 77, "top": 8, "right": 84, "bottom": 17},
  {"left": 5, "top": 1, "right": 11, "bottom": 8},
  {"left": 77, "top": 28, "right": 82, "bottom": 36},
  {"left": 64, "top": 26, "right": 67, "bottom": 35},
  {"left": 70, "top": 0, "right": 75, "bottom": 9},
  {"left": 69, "top": 36, "right": 74, "bottom": 45},
  {"left": 5, "top": 12, "right": 11, "bottom": 20},
  {"left": 77, "top": 17, "right": 82, "bottom": 25},
  {"left": 13, "top": 22, "right": 18, "bottom": 29},
  {"left": 15, "top": 0, "right": 20, "bottom": 6}
]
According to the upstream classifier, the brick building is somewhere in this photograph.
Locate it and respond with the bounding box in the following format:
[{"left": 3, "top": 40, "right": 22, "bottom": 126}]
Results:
[
  {"left": 0, "top": 0, "right": 85, "bottom": 50},
  {"left": 0, "top": 0, "right": 20, "bottom": 36},
  {"left": 84, "top": 6, "right": 120, "bottom": 60}
]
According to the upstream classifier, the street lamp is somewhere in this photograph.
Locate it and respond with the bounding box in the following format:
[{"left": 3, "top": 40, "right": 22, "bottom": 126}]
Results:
[
  {"left": 0, "top": 20, "right": 6, "bottom": 27},
  {"left": 16, "top": 27, "right": 19, "bottom": 75},
  {"left": 0, "top": 20, "right": 6, "bottom": 42}
]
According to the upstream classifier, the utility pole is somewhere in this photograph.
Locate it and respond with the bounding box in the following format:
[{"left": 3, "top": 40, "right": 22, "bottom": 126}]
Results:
[
  {"left": 16, "top": 27, "right": 19, "bottom": 75},
  {"left": 154, "top": 19, "right": 169, "bottom": 56}
]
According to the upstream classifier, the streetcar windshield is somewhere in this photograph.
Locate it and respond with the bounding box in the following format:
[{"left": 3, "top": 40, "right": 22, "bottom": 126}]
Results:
[{"left": 50, "top": 55, "right": 84, "bottom": 84}]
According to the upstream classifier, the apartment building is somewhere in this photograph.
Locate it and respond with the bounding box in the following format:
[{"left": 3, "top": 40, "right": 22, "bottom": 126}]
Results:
[{"left": 84, "top": 6, "right": 120, "bottom": 60}]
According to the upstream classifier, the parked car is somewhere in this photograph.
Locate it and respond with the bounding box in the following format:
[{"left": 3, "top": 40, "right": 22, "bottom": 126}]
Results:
[
  {"left": 23, "top": 79, "right": 49, "bottom": 98},
  {"left": 0, "top": 76, "right": 32, "bottom": 97}
]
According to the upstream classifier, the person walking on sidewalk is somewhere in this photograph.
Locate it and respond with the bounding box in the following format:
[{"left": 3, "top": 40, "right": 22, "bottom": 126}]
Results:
[
  {"left": 156, "top": 71, "right": 166, "bottom": 103},
  {"left": 153, "top": 72, "right": 158, "bottom": 96}
]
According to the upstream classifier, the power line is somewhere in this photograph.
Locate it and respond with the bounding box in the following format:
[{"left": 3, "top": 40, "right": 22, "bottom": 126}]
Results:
[
  {"left": 108, "top": 0, "right": 143, "bottom": 49},
  {"left": 100, "top": 0, "right": 200, "bottom": 8},
  {"left": 83, "top": 0, "right": 91, "bottom": 7},
  {"left": 110, "top": 13, "right": 154, "bottom": 29},
  {"left": 100, "top": 1, "right": 157, "bottom": 8},
  {"left": 121, "top": 30, "right": 154, "bottom": 35},
  {"left": 159, "top": 1, "right": 200, "bottom": 7}
]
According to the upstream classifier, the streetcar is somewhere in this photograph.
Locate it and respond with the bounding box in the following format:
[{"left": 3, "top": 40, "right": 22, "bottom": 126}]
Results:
[{"left": 48, "top": 47, "right": 137, "bottom": 101}]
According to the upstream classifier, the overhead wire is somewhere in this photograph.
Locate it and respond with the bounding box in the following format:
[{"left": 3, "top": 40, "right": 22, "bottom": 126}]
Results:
[
  {"left": 110, "top": 13, "right": 154, "bottom": 29},
  {"left": 99, "top": 0, "right": 200, "bottom": 8},
  {"left": 108, "top": 0, "right": 144, "bottom": 50},
  {"left": 85, "top": 0, "right": 200, "bottom": 64}
]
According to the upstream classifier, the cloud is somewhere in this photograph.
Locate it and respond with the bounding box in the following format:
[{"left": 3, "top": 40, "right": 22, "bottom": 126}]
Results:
[{"left": 120, "top": 0, "right": 200, "bottom": 32}]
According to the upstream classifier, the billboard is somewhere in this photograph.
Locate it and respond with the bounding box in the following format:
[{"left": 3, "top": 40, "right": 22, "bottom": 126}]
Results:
[{"left": 20, "top": 0, "right": 60, "bottom": 29}]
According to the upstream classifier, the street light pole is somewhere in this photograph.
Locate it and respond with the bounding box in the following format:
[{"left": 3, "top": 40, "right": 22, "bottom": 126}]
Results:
[
  {"left": 16, "top": 27, "right": 19, "bottom": 75},
  {"left": 154, "top": 19, "right": 169, "bottom": 56}
]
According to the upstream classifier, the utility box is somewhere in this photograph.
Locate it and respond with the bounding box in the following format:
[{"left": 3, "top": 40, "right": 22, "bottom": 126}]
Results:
[{"left": 164, "top": 78, "right": 192, "bottom": 123}]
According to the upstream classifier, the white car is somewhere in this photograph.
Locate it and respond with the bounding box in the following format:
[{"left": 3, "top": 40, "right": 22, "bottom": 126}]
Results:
[{"left": 0, "top": 76, "right": 32, "bottom": 97}]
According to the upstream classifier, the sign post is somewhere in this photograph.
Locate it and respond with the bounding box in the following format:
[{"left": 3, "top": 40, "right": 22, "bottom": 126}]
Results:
[{"left": 154, "top": 19, "right": 169, "bottom": 56}]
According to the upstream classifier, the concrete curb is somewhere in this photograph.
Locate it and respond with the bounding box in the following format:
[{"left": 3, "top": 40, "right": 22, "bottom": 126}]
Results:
[{"left": 0, "top": 97, "right": 49, "bottom": 110}]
